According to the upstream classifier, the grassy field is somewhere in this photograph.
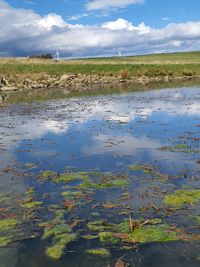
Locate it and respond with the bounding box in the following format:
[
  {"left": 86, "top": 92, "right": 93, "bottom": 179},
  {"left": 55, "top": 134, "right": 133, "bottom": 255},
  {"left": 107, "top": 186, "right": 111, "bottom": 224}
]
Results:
[{"left": 0, "top": 51, "right": 200, "bottom": 77}]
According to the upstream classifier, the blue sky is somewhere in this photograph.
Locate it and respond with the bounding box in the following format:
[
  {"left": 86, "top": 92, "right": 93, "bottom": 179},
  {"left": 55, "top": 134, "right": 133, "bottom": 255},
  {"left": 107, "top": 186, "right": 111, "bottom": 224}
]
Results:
[
  {"left": 5, "top": 0, "right": 200, "bottom": 27},
  {"left": 1, "top": 0, "right": 200, "bottom": 57}
]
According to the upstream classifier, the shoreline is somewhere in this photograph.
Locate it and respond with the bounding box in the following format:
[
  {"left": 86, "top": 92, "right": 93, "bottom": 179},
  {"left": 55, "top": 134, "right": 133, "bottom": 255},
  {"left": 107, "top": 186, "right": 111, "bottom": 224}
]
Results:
[
  {"left": 1, "top": 73, "right": 200, "bottom": 93},
  {"left": 1, "top": 75, "right": 200, "bottom": 107}
]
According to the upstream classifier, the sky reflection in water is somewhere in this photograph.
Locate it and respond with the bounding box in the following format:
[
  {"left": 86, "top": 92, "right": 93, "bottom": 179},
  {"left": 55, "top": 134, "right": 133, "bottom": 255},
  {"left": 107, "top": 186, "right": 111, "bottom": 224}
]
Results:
[{"left": 0, "top": 86, "right": 200, "bottom": 267}]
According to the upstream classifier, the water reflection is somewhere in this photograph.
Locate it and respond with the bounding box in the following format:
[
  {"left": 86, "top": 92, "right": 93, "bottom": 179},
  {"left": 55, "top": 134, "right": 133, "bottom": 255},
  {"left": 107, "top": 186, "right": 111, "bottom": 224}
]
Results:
[{"left": 0, "top": 86, "right": 200, "bottom": 266}]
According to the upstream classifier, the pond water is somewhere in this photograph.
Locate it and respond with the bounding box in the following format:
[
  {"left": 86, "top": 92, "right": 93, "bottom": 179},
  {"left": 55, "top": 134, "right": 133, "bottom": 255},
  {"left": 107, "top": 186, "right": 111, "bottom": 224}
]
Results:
[{"left": 0, "top": 85, "right": 200, "bottom": 267}]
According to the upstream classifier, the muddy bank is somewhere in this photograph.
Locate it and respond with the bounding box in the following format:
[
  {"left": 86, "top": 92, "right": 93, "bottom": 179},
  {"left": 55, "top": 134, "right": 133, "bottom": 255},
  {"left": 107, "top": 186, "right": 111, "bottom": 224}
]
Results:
[{"left": 0, "top": 72, "right": 200, "bottom": 93}]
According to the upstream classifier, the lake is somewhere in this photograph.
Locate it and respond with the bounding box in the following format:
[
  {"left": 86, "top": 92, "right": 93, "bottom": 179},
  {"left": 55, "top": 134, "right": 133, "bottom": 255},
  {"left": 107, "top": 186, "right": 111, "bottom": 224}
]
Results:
[{"left": 0, "top": 85, "right": 200, "bottom": 267}]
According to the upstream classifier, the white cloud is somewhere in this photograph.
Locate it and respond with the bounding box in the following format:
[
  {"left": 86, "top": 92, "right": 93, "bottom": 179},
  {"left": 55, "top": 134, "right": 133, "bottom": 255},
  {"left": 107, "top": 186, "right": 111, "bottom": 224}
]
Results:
[
  {"left": 86, "top": 0, "right": 144, "bottom": 10},
  {"left": 1, "top": 0, "right": 200, "bottom": 57},
  {"left": 68, "top": 13, "right": 89, "bottom": 21},
  {"left": 102, "top": 18, "right": 151, "bottom": 34},
  {"left": 37, "top": 14, "right": 66, "bottom": 29}
]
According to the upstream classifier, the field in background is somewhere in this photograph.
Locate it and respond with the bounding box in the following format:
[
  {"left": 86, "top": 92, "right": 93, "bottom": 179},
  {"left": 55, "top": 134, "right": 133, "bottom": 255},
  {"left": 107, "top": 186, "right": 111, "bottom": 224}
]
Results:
[{"left": 0, "top": 51, "right": 200, "bottom": 77}]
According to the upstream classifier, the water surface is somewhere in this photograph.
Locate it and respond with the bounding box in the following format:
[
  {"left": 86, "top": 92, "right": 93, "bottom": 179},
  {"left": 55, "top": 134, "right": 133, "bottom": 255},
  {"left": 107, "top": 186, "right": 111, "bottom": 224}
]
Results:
[{"left": 0, "top": 86, "right": 200, "bottom": 267}]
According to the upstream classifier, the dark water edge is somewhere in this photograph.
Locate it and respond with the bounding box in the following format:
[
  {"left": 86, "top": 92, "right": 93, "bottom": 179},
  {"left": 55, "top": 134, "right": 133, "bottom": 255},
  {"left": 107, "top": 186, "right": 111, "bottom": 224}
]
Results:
[
  {"left": 0, "top": 84, "right": 200, "bottom": 267},
  {"left": 1, "top": 78, "right": 200, "bottom": 106}
]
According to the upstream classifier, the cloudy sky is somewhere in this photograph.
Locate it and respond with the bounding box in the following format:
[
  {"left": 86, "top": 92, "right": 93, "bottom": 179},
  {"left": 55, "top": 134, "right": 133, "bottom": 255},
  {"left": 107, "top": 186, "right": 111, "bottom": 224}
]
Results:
[{"left": 1, "top": 0, "right": 200, "bottom": 57}]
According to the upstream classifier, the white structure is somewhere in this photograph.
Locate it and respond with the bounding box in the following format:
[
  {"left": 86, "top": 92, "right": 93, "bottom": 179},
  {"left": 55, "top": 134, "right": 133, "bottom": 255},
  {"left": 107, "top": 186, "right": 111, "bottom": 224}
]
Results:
[{"left": 54, "top": 50, "right": 60, "bottom": 60}]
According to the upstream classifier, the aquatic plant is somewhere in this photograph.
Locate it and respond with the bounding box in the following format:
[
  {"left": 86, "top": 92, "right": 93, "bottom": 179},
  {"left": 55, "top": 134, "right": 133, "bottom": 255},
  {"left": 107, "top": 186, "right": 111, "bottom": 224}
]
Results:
[
  {"left": 86, "top": 248, "right": 110, "bottom": 257},
  {"left": 164, "top": 189, "right": 200, "bottom": 206},
  {"left": 42, "top": 170, "right": 55, "bottom": 179},
  {"left": 0, "top": 218, "right": 18, "bottom": 231},
  {"left": 98, "top": 232, "right": 121, "bottom": 244},
  {"left": 82, "top": 235, "right": 98, "bottom": 240},
  {"left": 87, "top": 220, "right": 114, "bottom": 231},
  {"left": 128, "top": 224, "right": 178, "bottom": 243},
  {"left": 21, "top": 201, "right": 42, "bottom": 209},
  {"left": 0, "top": 236, "right": 12, "bottom": 247},
  {"left": 46, "top": 233, "right": 77, "bottom": 260}
]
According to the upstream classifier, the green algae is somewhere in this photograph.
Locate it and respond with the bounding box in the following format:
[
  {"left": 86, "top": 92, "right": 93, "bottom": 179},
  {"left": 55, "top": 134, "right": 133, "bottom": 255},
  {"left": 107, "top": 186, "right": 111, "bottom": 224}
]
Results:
[
  {"left": 98, "top": 232, "right": 120, "bottom": 244},
  {"left": 21, "top": 201, "right": 42, "bottom": 209},
  {"left": 80, "top": 178, "right": 128, "bottom": 189},
  {"left": 82, "top": 235, "right": 98, "bottom": 240},
  {"left": 128, "top": 224, "right": 179, "bottom": 243},
  {"left": 54, "top": 172, "right": 90, "bottom": 184},
  {"left": 42, "top": 170, "right": 55, "bottom": 179},
  {"left": 128, "top": 164, "right": 156, "bottom": 172},
  {"left": 164, "top": 189, "right": 200, "bottom": 207},
  {"left": 87, "top": 220, "right": 114, "bottom": 231},
  {"left": 46, "top": 233, "right": 77, "bottom": 260},
  {"left": 0, "top": 218, "right": 18, "bottom": 231},
  {"left": 86, "top": 248, "right": 110, "bottom": 257},
  {"left": 159, "top": 144, "right": 190, "bottom": 152},
  {"left": 0, "top": 236, "right": 12, "bottom": 247},
  {"left": 48, "top": 170, "right": 129, "bottom": 189},
  {"left": 42, "top": 223, "right": 72, "bottom": 240}
]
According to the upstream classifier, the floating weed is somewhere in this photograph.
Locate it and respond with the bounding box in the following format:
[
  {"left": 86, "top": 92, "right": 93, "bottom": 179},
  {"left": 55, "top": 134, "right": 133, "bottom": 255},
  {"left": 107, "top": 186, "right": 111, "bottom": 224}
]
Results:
[
  {"left": 42, "top": 223, "right": 72, "bottom": 240},
  {"left": 128, "top": 164, "right": 156, "bottom": 172},
  {"left": 80, "top": 178, "right": 128, "bottom": 189},
  {"left": 52, "top": 171, "right": 129, "bottom": 189},
  {"left": 98, "top": 232, "right": 121, "bottom": 244},
  {"left": 0, "top": 218, "right": 18, "bottom": 231},
  {"left": 54, "top": 172, "right": 90, "bottom": 184},
  {"left": 164, "top": 189, "right": 200, "bottom": 207},
  {"left": 128, "top": 224, "right": 179, "bottom": 243},
  {"left": 42, "top": 170, "right": 55, "bottom": 179},
  {"left": 128, "top": 164, "right": 168, "bottom": 181},
  {"left": 46, "top": 233, "right": 77, "bottom": 260},
  {"left": 88, "top": 220, "right": 114, "bottom": 232},
  {"left": 0, "top": 236, "right": 12, "bottom": 247},
  {"left": 0, "top": 194, "right": 10, "bottom": 205},
  {"left": 86, "top": 248, "right": 110, "bottom": 257},
  {"left": 159, "top": 144, "right": 191, "bottom": 153},
  {"left": 21, "top": 201, "right": 42, "bottom": 209},
  {"left": 82, "top": 235, "right": 98, "bottom": 240},
  {"left": 25, "top": 187, "right": 36, "bottom": 195}
]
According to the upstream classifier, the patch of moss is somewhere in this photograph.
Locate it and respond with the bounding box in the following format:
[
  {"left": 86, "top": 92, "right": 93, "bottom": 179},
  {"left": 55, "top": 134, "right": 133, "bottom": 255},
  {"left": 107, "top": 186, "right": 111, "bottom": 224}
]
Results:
[
  {"left": 164, "top": 189, "right": 200, "bottom": 207},
  {"left": 82, "top": 235, "right": 98, "bottom": 240},
  {"left": 21, "top": 201, "right": 42, "bottom": 209},
  {"left": 98, "top": 232, "right": 120, "bottom": 244},
  {"left": 129, "top": 224, "right": 179, "bottom": 243},
  {"left": 42, "top": 170, "right": 55, "bottom": 179},
  {"left": 42, "top": 223, "right": 72, "bottom": 240},
  {"left": 46, "top": 233, "right": 77, "bottom": 260},
  {"left": 0, "top": 236, "right": 12, "bottom": 247},
  {"left": 80, "top": 178, "right": 128, "bottom": 189},
  {"left": 55, "top": 172, "right": 90, "bottom": 184},
  {"left": 159, "top": 144, "right": 190, "bottom": 152},
  {"left": 86, "top": 248, "right": 110, "bottom": 257},
  {"left": 88, "top": 220, "right": 114, "bottom": 231},
  {"left": 0, "top": 218, "right": 18, "bottom": 231},
  {"left": 128, "top": 164, "right": 156, "bottom": 172},
  {"left": 0, "top": 194, "right": 10, "bottom": 204}
]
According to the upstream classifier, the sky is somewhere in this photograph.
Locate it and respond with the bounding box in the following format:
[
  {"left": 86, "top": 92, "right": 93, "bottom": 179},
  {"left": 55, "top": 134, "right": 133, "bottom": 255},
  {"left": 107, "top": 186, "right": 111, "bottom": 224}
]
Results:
[{"left": 0, "top": 0, "right": 200, "bottom": 57}]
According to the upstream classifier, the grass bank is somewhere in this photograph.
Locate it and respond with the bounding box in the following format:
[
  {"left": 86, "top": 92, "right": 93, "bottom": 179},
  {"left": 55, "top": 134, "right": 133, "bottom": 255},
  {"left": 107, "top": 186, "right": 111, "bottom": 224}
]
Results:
[
  {"left": 0, "top": 51, "right": 200, "bottom": 100},
  {"left": 0, "top": 51, "right": 200, "bottom": 77}
]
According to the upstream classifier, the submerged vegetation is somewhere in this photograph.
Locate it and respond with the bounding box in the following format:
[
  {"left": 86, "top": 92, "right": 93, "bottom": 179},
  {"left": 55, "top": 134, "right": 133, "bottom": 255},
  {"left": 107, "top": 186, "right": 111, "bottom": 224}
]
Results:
[
  {"left": 164, "top": 189, "right": 200, "bottom": 207},
  {"left": 2, "top": 163, "right": 200, "bottom": 259},
  {"left": 1, "top": 86, "right": 200, "bottom": 264}
]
